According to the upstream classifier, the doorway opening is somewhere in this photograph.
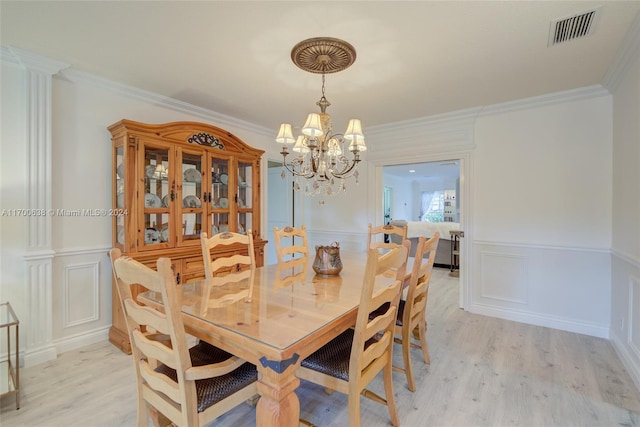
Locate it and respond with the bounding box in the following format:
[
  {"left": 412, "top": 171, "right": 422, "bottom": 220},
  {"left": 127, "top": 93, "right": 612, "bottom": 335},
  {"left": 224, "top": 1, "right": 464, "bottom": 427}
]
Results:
[
  {"left": 266, "top": 160, "right": 293, "bottom": 265},
  {"left": 383, "top": 186, "right": 392, "bottom": 242},
  {"left": 381, "top": 158, "right": 466, "bottom": 308}
]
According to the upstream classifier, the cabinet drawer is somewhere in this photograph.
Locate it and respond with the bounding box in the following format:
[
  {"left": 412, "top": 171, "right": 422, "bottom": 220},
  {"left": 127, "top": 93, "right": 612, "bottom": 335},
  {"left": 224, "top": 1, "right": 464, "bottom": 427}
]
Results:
[
  {"left": 183, "top": 256, "right": 204, "bottom": 275},
  {"left": 182, "top": 271, "right": 205, "bottom": 284}
]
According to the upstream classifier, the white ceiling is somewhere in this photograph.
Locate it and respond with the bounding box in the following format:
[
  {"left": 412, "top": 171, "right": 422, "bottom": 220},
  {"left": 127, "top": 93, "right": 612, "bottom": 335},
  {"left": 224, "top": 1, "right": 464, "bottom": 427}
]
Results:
[{"left": 2, "top": 1, "right": 639, "bottom": 136}]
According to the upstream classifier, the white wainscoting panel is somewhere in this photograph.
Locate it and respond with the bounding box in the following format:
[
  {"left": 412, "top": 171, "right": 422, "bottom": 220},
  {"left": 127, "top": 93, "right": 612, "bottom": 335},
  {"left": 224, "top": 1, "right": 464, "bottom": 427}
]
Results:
[
  {"left": 627, "top": 275, "right": 640, "bottom": 360},
  {"left": 471, "top": 241, "right": 610, "bottom": 338},
  {"left": 480, "top": 251, "right": 527, "bottom": 304},
  {"left": 52, "top": 247, "right": 112, "bottom": 355},
  {"left": 610, "top": 252, "right": 640, "bottom": 393},
  {"left": 63, "top": 261, "right": 100, "bottom": 327}
]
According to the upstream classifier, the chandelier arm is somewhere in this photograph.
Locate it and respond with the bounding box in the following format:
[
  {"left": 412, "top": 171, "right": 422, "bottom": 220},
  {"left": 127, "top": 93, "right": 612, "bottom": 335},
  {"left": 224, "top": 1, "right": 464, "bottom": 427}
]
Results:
[
  {"left": 281, "top": 151, "right": 317, "bottom": 179},
  {"left": 321, "top": 132, "right": 359, "bottom": 172},
  {"left": 327, "top": 157, "right": 361, "bottom": 179}
]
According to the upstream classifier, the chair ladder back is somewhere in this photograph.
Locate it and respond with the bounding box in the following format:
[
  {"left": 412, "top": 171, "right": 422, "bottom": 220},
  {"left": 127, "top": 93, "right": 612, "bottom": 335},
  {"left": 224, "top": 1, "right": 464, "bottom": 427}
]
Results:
[
  {"left": 123, "top": 299, "right": 170, "bottom": 336},
  {"left": 367, "top": 223, "right": 408, "bottom": 251},
  {"left": 404, "top": 233, "right": 439, "bottom": 328},
  {"left": 130, "top": 327, "right": 175, "bottom": 367},
  {"left": 210, "top": 254, "right": 252, "bottom": 271},
  {"left": 200, "top": 267, "right": 255, "bottom": 316},
  {"left": 110, "top": 249, "right": 141, "bottom": 332},
  {"left": 274, "top": 225, "right": 309, "bottom": 263},
  {"left": 350, "top": 244, "right": 409, "bottom": 382},
  {"left": 201, "top": 231, "right": 256, "bottom": 279}
]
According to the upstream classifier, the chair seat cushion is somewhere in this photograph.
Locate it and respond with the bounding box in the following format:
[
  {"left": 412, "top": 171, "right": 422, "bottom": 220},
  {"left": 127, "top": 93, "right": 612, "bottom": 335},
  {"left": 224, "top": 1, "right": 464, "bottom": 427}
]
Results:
[
  {"left": 300, "top": 329, "right": 378, "bottom": 382},
  {"left": 301, "top": 329, "right": 354, "bottom": 381},
  {"left": 369, "top": 299, "right": 406, "bottom": 327},
  {"left": 155, "top": 341, "right": 257, "bottom": 413}
]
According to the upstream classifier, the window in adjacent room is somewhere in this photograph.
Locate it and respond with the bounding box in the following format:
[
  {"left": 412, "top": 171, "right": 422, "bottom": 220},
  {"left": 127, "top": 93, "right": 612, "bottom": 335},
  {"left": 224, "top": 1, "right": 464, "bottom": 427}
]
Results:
[{"left": 420, "top": 191, "right": 445, "bottom": 222}]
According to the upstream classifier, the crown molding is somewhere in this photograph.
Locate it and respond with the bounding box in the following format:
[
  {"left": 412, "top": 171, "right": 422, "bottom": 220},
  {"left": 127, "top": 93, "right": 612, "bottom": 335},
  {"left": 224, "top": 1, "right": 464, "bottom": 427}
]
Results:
[
  {"left": 6, "top": 46, "right": 69, "bottom": 75},
  {"left": 0, "top": 45, "right": 20, "bottom": 65},
  {"left": 367, "top": 106, "right": 481, "bottom": 136},
  {"left": 0, "top": 45, "right": 272, "bottom": 137},
  {"left": 366, "top": 83, "right": 610, "bottom": 146},
  {"left": 364, "top": 106, "right": 478, "bottom": 160},
  {"left": 477, "top": 85, "right": 611, "bottom": 116},
  {"left": 60, "top": 68, "right": 273, "bottom": 138},
  {"left": 2, "top": 45, "right": 616, "bottom": 143},
  {"left": 603, "top": 11, "right": 640, "bottom": 93}
]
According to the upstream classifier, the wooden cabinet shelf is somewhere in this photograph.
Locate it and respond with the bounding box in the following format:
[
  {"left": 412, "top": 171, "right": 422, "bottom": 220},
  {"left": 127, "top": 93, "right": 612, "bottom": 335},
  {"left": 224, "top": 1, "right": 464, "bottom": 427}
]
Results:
[{"left": 108, "top": 120, "right": 266, "bottom": 354}]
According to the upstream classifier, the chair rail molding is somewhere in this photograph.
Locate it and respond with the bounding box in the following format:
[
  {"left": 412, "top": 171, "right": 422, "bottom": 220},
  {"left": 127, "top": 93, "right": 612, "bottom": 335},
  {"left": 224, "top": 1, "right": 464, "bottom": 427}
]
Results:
[{"left": 9, "top": 46, "right": 69, "bottom": 366}]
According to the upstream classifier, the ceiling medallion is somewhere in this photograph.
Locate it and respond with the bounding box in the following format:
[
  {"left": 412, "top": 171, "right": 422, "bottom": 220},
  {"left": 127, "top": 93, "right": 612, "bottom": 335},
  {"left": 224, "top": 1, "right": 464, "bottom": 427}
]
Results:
[{"left": 291, "top": 37, "right": 356, "bottom": 74}]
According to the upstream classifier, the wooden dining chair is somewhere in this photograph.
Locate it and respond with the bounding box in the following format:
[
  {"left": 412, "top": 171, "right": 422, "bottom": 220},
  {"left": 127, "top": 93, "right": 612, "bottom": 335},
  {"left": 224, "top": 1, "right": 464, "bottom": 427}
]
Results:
[
  {"left": 273, "top": 225, "right": 309, "bottom": 263},
  {"left": 398, "top": 232, "right": 439, "bottom": 389},
  {"left": 109, "top": 250, "right": 258, "bottom": 427},
  {"left": 371, "top": 232, "right": 440, "bottom": 392},
  {"left": 367, "top": 223, "right": 408, "bottom": 252},
  {"left": 109, "top": 248, "right": 173, "bottom": 359},
  {"left": 200, "top": 231, "right": 255, "bottom": 279},
  {"left": 199, "top": 260, "right": 255, "bottom": 317},
  {"left": 296, "top": 241, "right": 410, "bottom": 427}
]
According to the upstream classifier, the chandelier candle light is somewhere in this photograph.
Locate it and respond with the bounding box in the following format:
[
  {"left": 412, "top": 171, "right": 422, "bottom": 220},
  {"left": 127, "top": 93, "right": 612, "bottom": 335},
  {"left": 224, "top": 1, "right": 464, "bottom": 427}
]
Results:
[{"left": 276, "top": 37, "right": 366, "bottom": 200}]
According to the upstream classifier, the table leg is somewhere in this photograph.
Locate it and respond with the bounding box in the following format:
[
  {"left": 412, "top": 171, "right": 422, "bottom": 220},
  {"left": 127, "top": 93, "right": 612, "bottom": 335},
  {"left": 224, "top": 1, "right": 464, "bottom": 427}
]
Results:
[{"left": 255, "top": 361, "right": 301, "bottom": 427}]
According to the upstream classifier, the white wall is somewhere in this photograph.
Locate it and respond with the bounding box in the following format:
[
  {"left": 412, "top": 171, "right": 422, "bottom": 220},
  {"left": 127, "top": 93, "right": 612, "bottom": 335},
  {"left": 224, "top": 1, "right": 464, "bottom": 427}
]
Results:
[
  {"left": 299, "top": 165, "right": 371, "bottom": 253},
  {"left": 607, "top": 17, "right": 640, "bottom": 390},
  {"left": 382, "top": 174, "right": 413, "bottom": 222},
  {"left": 0, "top": 60, "right": 28, "bottom": 335},
  {"left": 471, "top": 94, "right": 612, "bottom": 337},
  {"left": 362, "top": 88, "right": 613, "bottom": 338},
  {"left": 474, "top": 99, "right": 612, "bottom": 247}
]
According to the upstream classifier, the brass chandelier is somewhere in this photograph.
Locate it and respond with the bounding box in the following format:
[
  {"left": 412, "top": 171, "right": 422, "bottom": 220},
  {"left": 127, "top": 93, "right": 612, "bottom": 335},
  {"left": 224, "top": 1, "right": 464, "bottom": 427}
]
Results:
[{"left": 276, "top": 37, "right": 366, "bottom": 199}]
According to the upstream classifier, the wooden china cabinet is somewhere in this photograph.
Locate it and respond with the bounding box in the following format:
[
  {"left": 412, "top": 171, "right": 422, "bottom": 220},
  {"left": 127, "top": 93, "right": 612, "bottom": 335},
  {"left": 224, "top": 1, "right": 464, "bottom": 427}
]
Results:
[{"left": 108, "top": 120, "right": 266, "bottom": 353}]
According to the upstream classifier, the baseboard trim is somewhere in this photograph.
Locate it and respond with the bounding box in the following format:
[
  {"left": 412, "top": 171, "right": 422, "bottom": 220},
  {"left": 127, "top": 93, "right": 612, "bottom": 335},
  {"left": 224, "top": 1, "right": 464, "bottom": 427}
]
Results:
[
  {"left": 24, "top": 344, "right": 57, "bottom": 368},
  {"left": 470, "top": 302, "right": 609, "bottom": 339},
  {"left": 53, "top": 326, "right": 111, "bottom": 356}
]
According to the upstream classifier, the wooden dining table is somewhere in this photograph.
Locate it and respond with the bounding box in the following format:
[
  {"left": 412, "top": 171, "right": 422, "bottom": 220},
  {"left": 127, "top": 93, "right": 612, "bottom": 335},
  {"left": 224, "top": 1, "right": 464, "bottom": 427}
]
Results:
[{"left": 139, "top": 251, "right": 413, "bottom": 427}]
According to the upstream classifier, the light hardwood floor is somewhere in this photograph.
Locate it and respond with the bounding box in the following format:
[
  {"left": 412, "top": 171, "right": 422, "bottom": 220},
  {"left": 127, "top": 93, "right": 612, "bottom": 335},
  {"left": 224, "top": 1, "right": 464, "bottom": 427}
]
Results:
[{"left": 2, "top": 268, "right": 640, "bottom": 426}]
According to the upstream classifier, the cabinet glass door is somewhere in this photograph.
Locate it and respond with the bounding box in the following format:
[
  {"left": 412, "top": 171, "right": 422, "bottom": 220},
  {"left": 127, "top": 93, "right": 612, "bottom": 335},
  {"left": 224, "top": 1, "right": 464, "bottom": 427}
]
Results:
[
  {"left": 141, "top": 144, "right": 171, "bottom": 250},
  {"left": 237, "top": 161, "right": 253, "bottom": 236},
  {"left": 209, "top": 157, "right": 230, "bottom": 235},
  {"left": 114, "top": 145, "right": 126, "bottom": 247},
  {"left": 179, "top": 150, "right": 204, "bottom": 245}
]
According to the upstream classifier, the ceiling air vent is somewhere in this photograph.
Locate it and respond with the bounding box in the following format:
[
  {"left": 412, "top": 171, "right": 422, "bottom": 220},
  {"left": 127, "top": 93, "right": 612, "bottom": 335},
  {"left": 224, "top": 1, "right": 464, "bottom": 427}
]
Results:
[{"left": 548, "top": 8, "right": 600, "bottom": 46}]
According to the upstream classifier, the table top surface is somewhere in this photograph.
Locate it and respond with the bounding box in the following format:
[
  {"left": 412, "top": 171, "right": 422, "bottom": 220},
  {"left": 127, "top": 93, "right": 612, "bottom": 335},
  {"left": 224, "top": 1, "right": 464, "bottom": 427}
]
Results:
[{"left": 140, "top": 252, "right": 411, "bottom": 352}]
